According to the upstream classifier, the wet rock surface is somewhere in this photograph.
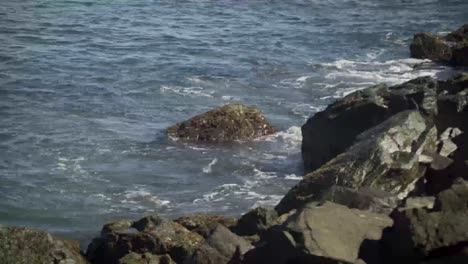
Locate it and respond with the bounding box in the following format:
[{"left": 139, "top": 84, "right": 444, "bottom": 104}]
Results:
[
  {"left": 0, "top": 226, "right": 88, "bottom": 264},
  {"left": 410, "top": 24, "right": 468, "bottom": 66},
  {"left": 167, "top": 104, "right": 275, "bottom": 142}
]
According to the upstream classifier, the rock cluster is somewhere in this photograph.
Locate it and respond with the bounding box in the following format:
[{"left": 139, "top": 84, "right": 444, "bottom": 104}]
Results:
[{"left": 1, "top": 25, "right": 467, "bottom": 264}]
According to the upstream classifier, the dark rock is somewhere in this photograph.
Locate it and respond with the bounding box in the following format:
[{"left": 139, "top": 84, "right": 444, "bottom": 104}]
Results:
[
  {"left": 0, "top": 225, "right": 88, "bottom": 264},
  {"left": 118, "top": 252, "right": 175, "bottom": 264},
  {"left": 233, "top": 207, "right": 278, "bottom": 236},
  {"left": 167, "top": 104, "right": 275, "bottom": 142},
  {"left": 302, "top": 77, "right": 438, "bottom": 174},
  {"left": 245, "top": 202, "right": 392, "bottom": 264},
  {"left": 410, "top": 33, "right": 452, "bottom": 62},
  {"left": 277, "top": 111, "right": 438, "bottom": 214},
  {"left": 319, "top": 186, "right": 399, "bottom": 214},
  {"left": 87, "top": 215, "right": 204, "bottom": 264},
  {"left": 174, "top": 214, "right": 237, "bottom": 238},
  {"left": 382, "top": 178, "right": 468, "bottom": 263},
  {"left": 185, "top": 225, "right": 252, "bottom": 264},
  {"left": 410, "top": 24, "right": 468, "bottom": 66}
]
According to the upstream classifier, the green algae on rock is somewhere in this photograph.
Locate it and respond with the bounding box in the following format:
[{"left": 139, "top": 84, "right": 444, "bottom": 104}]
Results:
[
  {"left": 410, "top": 24, "right": 468, "bottom": 66},
  {"left": 167, "top": 104, "right": 275, "bottom": 142},
  {"left": 0, "top": 226, "right": 88, "bottom": 264}
]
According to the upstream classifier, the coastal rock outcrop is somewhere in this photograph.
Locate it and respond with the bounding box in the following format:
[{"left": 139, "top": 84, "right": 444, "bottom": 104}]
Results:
[
  {"left": 86, "top": 215, "right": 204, "bottom": 264},
  {"left": 410, "top": 24, "right": 468, "bottom": 66},
  {"left": 382, "top": 178, "right": 468, "bottom": 264},
  {"left": 277, "top": 110, "right": 438, "bottom": 214},
  {"left": 174, "top": 214, "right": 237, "bottom": 239},
  {"left": 301, "top": 76, "right": 438, "bottom": 174},
  {"left": 167, "top": 104, "right": 275, "bottom": 142},
  {"left": 244, "top": 202, "right": 393, "bottom": 264},
  {"left": 0, "top": 225, "right": 88, "bottom": 264}
]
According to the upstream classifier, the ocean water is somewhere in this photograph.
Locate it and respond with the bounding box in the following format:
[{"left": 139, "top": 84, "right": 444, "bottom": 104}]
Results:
[{"left": 0, "top": 0, "right": 467, "bottom": 243}]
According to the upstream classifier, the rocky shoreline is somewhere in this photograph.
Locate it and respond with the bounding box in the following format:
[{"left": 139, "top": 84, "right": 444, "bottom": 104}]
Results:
[{"left": 1, "top": 25, "right": 467, "bottom": 264}]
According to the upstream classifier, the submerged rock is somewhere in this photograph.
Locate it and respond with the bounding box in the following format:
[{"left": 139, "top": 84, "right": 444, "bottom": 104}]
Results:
[
  {"left": 244, "top": 202, "right": 393, "bottom": 264},
  {"left": 167, "top": 104, "right": 275, "bottom": 142},
  {"left": 410, "top": 24, "right": 468, "bottom": 66},
  {"left": 301, "top": 77, "right": 438, "bottom": 174},
  {"left": 277, "top": 110, "right": 437, "bottom": 214},
  {"left": 0, "top": 226, "right": 88, "bottom": 264},
  {"left": 87, "top": 215, "right": 204, "bottom": 264}
]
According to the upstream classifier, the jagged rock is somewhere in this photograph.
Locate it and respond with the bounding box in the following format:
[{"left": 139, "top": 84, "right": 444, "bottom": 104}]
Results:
[
  {"left": 0, "top": 226, "right": 88, "bottom": 264},
  {"left": 87, "top": 215, "right": 204, "bottom": 264},
  {"left": 410, "top": 24, "right": 468, "bottom": 66},
  {"left": 244, "top": 202, "right": 393, "bottom": 264},
  {"left": 382, "top": 178, "right": 468, "bottom": 263},
  {"left": 174, "top": 214, "right": 237, "bottom": 238},
  {"left": 119, "top": 252, "right": 175, "bottom": 264},
  {"left": 233, "top": 207, "right": 278, "bottom": 236},
  {"left": 167, "top": 104, "right": 275, "bottom": 142},
  {"left": 302, "top": 77, "right": 438, "bottom": 174},
  {"left": 186, "top": 225, "right": 252, "bottom": 264},
  {"left": 319, "top": 186, "right": 399, "bottom": 214},
  {"left": 277, "top": 111, "right": 438, "bottom": 214}
]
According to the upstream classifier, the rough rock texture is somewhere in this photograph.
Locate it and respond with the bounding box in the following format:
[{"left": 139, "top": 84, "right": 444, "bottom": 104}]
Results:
[
  {"left": 186, "top": 225, "right": 252, "bottom": 264},
  {"left": 302, "top": 77, "right": 438, "bottom": 174},
  {"left": 410, "top": 24, "right": 468, "bottom": 66},
  {"left": 319, "top": 186, "right": 399, "bottom": 214},
  {"left": 277, "top": 111, "right": 437, "bottom": 214},
  {"left": 86, "top": 215, "right": 204, "bottom": 264},
  {"left": 0, "top": 226, "right": 88, "bottom": 264},
  {"left": 382, "top": 178, "right": 468, "bottom": 263},
  {"left": 118, "top": 252, "right": 175, "bottom": 264},
  {"left": 425, "top": 74, "right": 468, "bottom": 195},
  {"left": 233, "top": 207, "right": 278, "bottom": 236},
  {"left": 167, "top": 104, "right": 275, "bottom": 142},
  {"left": 244, "top": 202, "right": 393, "bottom": 264},
  {"left": 174, "top": 214, "right": 237, "bottom": 238}
]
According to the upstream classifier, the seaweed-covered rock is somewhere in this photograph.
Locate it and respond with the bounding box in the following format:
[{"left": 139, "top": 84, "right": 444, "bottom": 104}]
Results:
[
  {"left": 410, "top": 24, "right": 468, "bottom": 66},
  {"left": 0, "top": 226, "right": 88, "bottom": 264},
  {"left": 302, "top": 77, "right": 438, "bottom": 174},
  {"left": 86, "top": 215, "right": 204, "bottom": 264},
  {"left": 174, "top": 214, "right": 237, "bottom": 238},
  {"left": 277, "top": 111, "right": 437, "bottom": 214},
  {"left": 167, "top": 104, "right": 275, "bottom": 142},
  {"left": 244, "top": 202, "right": 393, "bottom": 264},
  {"left": 382, "top": 178, "right": 468, "bottom": 264}
]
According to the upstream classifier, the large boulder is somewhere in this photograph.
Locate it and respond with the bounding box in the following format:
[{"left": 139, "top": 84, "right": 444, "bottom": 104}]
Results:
[
  {"left": 277, "top": 110, "right": 438, "bottom": 214},
  {"left": 301, "top": 77, "right": 438, "bottom": 174},
  {"left": 410, "top": 24, "right": 468, "bottom": 66},
  {"left": 232, "top": 207, "right": 278, "bottom": 236},
  {"left": 86, "top": 215, "right": 204, "bottom": 264},
  {"left": 185, "top": 225, "right": 253, "bottom": 264},
  {"left": 0, "top": 225, "right": 88, "bottom": 264},
  {"left": 118, "top": 252, "right": 175, "bottom": 264},
  {"left": 382, "top": 178, "right": 468, "bottom": 264},
  {"left": 173, "top": 214, "right": 237, "bottom": 239},
  {"left": 167, "top": 104, "right": 275, "bottom": 142},
  {"left": 244, "top": 202, "right": 393, "bottom": 264}
]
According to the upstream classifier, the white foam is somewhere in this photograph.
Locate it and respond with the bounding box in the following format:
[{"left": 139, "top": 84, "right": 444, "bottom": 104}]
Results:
[
  {"left": 202, "top": 158, "right": 218, "bottom": 173},
  {"left": 285, "top": 174, "right": 303, "bottom": 180},
  {"left": 160, "top": 85, "right": 214, "bottom": 98},
  {"left": 314, "top": 58, "right": 453, "bottom": 99},
  {"left": 253, "top": 168, "right": 277, "bottom": 179}
]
